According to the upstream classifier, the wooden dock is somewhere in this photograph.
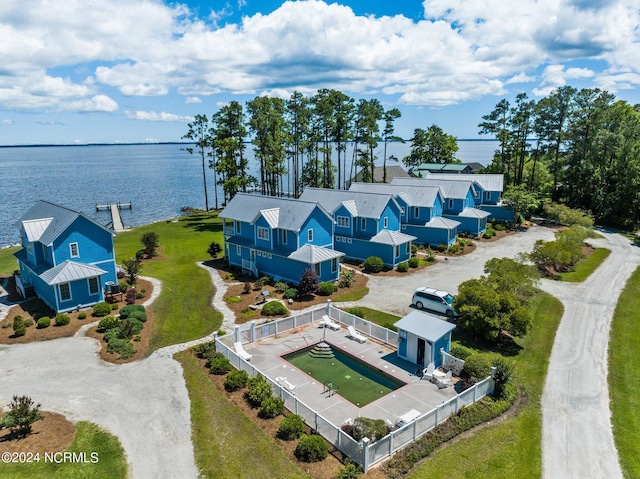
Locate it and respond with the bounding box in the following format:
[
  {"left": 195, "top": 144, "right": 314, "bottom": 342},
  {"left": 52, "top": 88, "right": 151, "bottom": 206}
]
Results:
[{"left": 96, "top": 202, "right": 131, "bottom": 232}]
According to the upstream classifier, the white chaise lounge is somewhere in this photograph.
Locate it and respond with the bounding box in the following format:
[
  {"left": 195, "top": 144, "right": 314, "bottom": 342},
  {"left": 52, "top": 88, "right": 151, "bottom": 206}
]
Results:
[
  {"left": 347, "top": 325, "right": 367, "bottom": 343},
  {"left": 321, "top": 315, "right": 341, "bottom": 330},
  {"left": 276, "top": 376, "right": 296, "bottom": 393},
  {"left": 234, "top": 341, "right": 252, "bottom": 361}
]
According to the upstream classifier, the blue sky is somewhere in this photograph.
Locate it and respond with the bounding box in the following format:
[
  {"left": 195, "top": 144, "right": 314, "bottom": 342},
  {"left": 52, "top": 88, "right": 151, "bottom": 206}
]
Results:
[{"left": 1, "top": 0, "right": 639, "bottom": 145}]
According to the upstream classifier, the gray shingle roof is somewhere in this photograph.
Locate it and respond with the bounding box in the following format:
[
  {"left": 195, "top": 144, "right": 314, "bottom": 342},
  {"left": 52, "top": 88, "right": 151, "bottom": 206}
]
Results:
[
  {"left": 39, "top": 260, "right": 107, "bottom": 285},
  {"left": 219, "top": 193, "right": 332, "bottom": 231},
  {"left": 348, "top": 183, "right": 443, "bottom": 207},
  {"left": 424, "top": 173, "right": 503, "bottom": 192},
  {"left": 391, "top": 177, "right": 476, "bottom": 199},
  {"left": 18, "top": 200, "right": 114, "bottom": 245},
  {"left": 369, "top": 230, "right": 416, "bottom": 245},
  {"left": 299, "top": 188, "right": 398, "bottom": 219},
  {"left": 287, "top": 244, "right": 344, "bottom": 263},
  {"left": 394, "top": 310, "right": 456, "bottom": 342}
]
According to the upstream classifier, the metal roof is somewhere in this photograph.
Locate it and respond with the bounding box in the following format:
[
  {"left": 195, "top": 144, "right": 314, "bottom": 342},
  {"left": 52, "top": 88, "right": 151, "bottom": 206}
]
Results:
[
  {"left": 369, "top": 230, "right": 416, "bottom": 246},
  {"left": 39, "top": 260, "right": 107, "bottom": 285},
  {"left": 300, "top": 188, "right": 398, "bottom": 219},
  {"left": 287, "top": 244, "right": 344, "bottom": 264},
  {"left": 413, "top": 163, "right": 470, "bottom": 173},
  {"left": 458, "top": 207, "right": 491, "bottom": 219},
  {"left": 22, "top": 218, "right": 53, "bottom": 242},
  {"left": 348, "top": 183, "right": 443, "bottom": 208},
  {"left": 391, "top": 177, "right": 476, "bottom": 199},
  {"left": 424, "top": 217, "right": 461, "bottom": 229},
  {"left": 394, "top": 310, "right": 456, "bottom": 342},
  {"left": 18, "top": 200, "right": 115, "bottom": 245},
  {"left": 219, "top": 193, "right": 332, "bottom": 232},
  {"left": 424, "top": 173, "right": 504, "bottom": 192}
]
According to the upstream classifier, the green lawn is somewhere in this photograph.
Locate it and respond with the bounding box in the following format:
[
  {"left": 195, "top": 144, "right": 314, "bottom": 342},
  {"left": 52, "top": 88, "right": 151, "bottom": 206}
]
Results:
[
  {"left": 609, "top": 265, "right": 640, "bottom": 478},
  {"left": 408, "top": 291, "right": 564, "bottom": 478},
  {"left": 0, "top": 246, "right": 19, "bottom": 275},
  {"left": 558, "top": 247, "right": 611, "bottom": 282},
  {"left": 342, "top": 306, "right": 400, "bottom": 331},
  {"left": 113, "top": 212, "right": 223, "bottom": 352},
  {"left": 0, "top": 421, "right": 127, "bottom": 479},
  {"left": 175, "top": 352, "right": 311, "bottom": 479},
  {"left": 333, "top": 286, "right": 369, "bottom": 302}
]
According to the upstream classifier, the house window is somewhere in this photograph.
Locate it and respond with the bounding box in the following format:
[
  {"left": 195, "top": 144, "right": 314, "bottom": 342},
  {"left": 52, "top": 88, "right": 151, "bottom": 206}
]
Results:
[
  {"left": 335, "top": 236, "right": 341, "bottom": 243},
  {"left": 88, "top": 277, "right": 99, "bottom": 295},
  {"left": 59, "top": 283, "right": 71, "bottom": 302},
  {"left": 235, "top": 221, "right": 241, "bottom": 234},
  {"left": 360, "top": 218, "right": 366, "bottom": 230},
  {"left": 448, "top": 199, "right": 454, "bottom": 209},
  {"left": 414, "top": 207, "right": 419, "bottom": 218},
  {"left": 347, "top": 238, "right": 352, "bottom": 244},
  {"left": 282, "top": 230, "right": 287, "bottom": 244},
  {"left": 331, "top": 258, "right": 338, "bottom": 272},
  {"left": 257, "top": 227, "right": 269, "bottom": 240},
  {"left": 236, "top": 245, "right": 241, "bottom": 256},
  {"left": 406, "top": 242, "right": 410, "bottom": 253},
  {"left": 400, "top": 207, "right": 405, "bottom": 216},
  {"left": 313, "top": 263, "right": 320, "bottom": 275},
  {"left": 268, "top": 253, "right": 272, "bottom": 259},
  {"left": 337, "top": 216, "right": 350, "bottom": 227},
  {"left": 395, "top": 245, "right": 400, "bottom": 257},
  {"left": 308, "top": 229, "right": 313, "bottom": 242},
  {"left": 485, "top": 191, "right": 490, "bottom": 201},
  {"left": 383, "top": 217, "right": 388, "bottom": 228},
  {"left": 70, "top": 242, "right": 79, "bottom": 258}
]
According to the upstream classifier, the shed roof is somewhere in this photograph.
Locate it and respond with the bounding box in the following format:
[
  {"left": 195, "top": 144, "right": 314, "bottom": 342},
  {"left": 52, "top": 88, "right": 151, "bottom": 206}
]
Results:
[
  {"left": 424, "top": 217, "right": 461, "bottom": 229},
  {"left": 300, "top": 188, "right": 398, "bottom": 219},
  {"left": 458, "top": 207, "right": 491, "bottom": 219},
  {"left": 287, "top": 244, "right": 344, "bottom": 264},
  {"left": 348, "top": 183, "right": 443, "bottom": 208},
  {"left": 219, "top": 193, "right": 333, "bottom": 231},
  {"left": 394, "top": 310, "right": 456, "bottom": 342},
  {"left": 39, "top": 260, "right": 107, "bottom": 285},
  {"left": 369, "top": 230, "right": 416, "bottom": 246}
]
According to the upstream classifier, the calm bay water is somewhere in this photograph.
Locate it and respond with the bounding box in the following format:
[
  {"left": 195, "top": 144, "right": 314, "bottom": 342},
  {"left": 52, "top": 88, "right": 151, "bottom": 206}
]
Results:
[{"left": 0, "top": 141, "right": 498, "bottom": 248}]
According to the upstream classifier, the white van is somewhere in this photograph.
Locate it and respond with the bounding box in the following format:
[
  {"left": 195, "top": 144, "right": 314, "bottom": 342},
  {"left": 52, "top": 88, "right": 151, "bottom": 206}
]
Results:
[{"left": 411, "top": 287, "right": 458, "bottom": 317}]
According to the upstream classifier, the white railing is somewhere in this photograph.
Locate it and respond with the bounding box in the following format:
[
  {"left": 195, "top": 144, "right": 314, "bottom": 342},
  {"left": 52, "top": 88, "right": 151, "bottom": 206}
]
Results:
[
  {"left": 223, "top": 226, "right": 234, "bottom": 236},
  {"left": 241, "top": 259, "right": 258, "bottom": 277},
  {"left": 441, "top": 349, "right": 465, "bottom": 375},
  {"left": 14, "top": 274, "right": 26, "bottom": 299},
  {"left": 219, "top": 303, "right": 495, "bottom": 472}
]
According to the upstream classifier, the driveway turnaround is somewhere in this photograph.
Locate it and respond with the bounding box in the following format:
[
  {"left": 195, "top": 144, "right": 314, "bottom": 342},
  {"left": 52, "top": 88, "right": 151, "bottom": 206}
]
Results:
[{"left": 541, "top": 232, "right": 640, "bottom": 479}]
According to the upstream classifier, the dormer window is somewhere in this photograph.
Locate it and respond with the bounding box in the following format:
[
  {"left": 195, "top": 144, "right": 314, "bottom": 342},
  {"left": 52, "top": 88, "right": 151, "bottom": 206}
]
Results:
[
  {"left": 70, "top": 242, "right": 79, "bottom": 258},
  {"left": 308, "top": 229, "right": 314, "bottom": 242},
  {"left": 383, "top": 217, "right": 388, "bottom": 228},
  {"left": 257, "top": 227, "right": 269, "bottom": 241},
  {"left": 361, "top": 218, "right": 366, "bottom": 230}
]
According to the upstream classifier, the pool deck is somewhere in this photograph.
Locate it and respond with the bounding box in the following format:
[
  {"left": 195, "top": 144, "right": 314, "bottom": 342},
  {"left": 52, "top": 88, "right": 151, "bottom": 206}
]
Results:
[{"left": 245, "top": 322, "right": 458, "bottom": 427}]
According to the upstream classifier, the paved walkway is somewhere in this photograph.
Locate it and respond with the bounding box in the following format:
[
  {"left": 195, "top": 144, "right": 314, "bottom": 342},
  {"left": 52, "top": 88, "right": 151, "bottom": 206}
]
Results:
[{"left": 541, "top": 232, "right": 640, "bottom": 479}]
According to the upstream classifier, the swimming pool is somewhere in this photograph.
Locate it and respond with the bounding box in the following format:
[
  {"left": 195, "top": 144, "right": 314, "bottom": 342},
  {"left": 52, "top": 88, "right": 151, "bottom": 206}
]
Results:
[{"left": 282, "top": 342, "right": 406, "bottom": 407}]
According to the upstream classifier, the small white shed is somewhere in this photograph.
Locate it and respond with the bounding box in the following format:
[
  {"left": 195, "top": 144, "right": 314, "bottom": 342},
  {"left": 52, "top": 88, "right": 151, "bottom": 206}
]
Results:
[{"left": 395, "top": 310, "right": 456, "bottom": 368}]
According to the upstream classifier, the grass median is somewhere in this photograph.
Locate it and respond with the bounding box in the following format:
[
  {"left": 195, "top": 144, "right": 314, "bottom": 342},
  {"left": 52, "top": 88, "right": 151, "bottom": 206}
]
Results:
[{"left": 558, "top": 247, "right": 611, "bottom": 282}]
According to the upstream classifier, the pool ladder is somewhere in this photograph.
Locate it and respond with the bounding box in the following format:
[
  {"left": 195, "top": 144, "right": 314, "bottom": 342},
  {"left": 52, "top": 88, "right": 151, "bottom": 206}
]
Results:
[{"left": 323, "top": 380, "right": 339, "bottom": 397}]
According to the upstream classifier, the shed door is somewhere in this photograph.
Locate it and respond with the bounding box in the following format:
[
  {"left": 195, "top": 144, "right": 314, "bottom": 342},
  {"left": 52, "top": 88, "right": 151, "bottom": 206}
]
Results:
[{"left": 416, "top": 338, "right": 426, "bottom": 367}]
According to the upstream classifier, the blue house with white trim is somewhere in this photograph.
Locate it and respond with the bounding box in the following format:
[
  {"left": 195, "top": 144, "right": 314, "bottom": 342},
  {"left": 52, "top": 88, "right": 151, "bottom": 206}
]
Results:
[
  {"left": 299, "top": 188, "right": 416, "bottom": 268},
  {"left": 219, "top": 194, "right": 344, "bottom": 285},
  {"left": 13, "top": 200, "right": 118, "bottom": 313},
  {"left": 349, "top": 183, "right": 460, "bottom": 247},
  {"left": 395, "top": 310, "right": 456, "bottom": 368}
]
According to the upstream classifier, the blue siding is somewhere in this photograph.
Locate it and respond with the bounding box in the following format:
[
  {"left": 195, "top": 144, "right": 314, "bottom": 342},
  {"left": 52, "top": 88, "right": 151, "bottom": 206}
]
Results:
[
  {"left": 444, "top": 215, "right": 486, "bottom": 236},
  {"left": 403, "top": 225, "right": 456, "bottom": 247},
  {"left": 432, "top": 332, "right": 452, "bottom": 367},
  {"left": 480, "top": 205, "right": 515, "bottom": 222},
  {"left": 378, "top": 202, "right": 400, "bottom": 232},
  {"left": 53, "top": 217, "right": 114, "bottom": 266},
  {"left": 300, "top": 210, "right": 333, "bottom": 248},
  {"left": 254, "top": 217, "right": 273, "bottom": 250},
  {"left": 432, "top": 197, "right": 443, "bottom": 219},
  {"left": 334, "top": 205, "right": 354, "bottom": 237},
  {"left": 334, "top": 237, "right": 409, "bottom": 267}
]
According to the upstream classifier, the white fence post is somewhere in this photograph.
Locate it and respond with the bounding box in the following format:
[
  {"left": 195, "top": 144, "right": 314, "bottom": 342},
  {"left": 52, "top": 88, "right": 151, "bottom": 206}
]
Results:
[
  {"left": 362, "top": 437, "right": 370, "bottom": 472},
  {"left": 250, "top": 321, "right": 256, "bottom": 342},
  {"left": 234, "top": 326, "right": 240, "bottom": 343}
]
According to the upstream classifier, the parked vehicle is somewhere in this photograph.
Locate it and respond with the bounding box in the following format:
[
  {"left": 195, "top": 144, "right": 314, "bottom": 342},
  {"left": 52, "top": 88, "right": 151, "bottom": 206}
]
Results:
[{"left": 411, "top": 287, "right": 458, "bottom": 317}]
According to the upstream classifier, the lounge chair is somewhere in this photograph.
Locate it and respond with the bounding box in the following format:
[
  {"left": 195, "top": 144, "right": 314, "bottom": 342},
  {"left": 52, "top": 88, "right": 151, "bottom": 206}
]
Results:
[
  {"left": 234, "top": 341, "right": 252, "bottom": 361},
  {"left": 321, "top": 315, "right": 341, "bottom": 330},
  {"left": 422, "top": 362, "right": 436, "bottom": 380},
  {"left": 435, "top": 370, "right": 453, "bottom": 388},
  {"left": 276, "top": 376, "right": 296, "bottom": 393},
  {"left": 347, "top": 325, "right": 366, "bottom": 343}
]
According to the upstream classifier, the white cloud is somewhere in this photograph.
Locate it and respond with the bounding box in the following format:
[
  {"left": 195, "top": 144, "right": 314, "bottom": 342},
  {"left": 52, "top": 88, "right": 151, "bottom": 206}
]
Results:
[
  {"left": 124, "top": 110, "right": 194, "bottom": 122},
  {"left": 532, "top": 64, "right": 595, "bottom": 95},
  {"left": 64, "top": 95, "right": 119, "bottom": 112},
  {"left": 506, "top": 73, "right": 537, "bottom": 85},
  {"left": 0, "top": 119, "right": 13, "bottom": 125},
  {"left": 185, "top": 96, "right": 202, "bottom": 104}
]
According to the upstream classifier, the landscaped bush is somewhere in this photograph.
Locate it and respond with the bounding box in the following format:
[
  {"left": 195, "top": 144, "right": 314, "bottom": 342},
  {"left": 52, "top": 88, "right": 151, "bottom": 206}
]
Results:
[
  {"left": 78, "top": 311, "right": 87, "bottom": 319},
  {"left": 492, "top": 357, "right": 516, "bottom": 400},
  {"left": 458, "top": 237, "right": 467, "bottom": 247},
  {"left": 110, "top": 303, "right": 119, "bottom": 311},
  {"left": 103, "top": 327, "right": 122, "bottom": 343},
  {"left": 436, "top": 243, "right": 447, "bottom": 252},
  {"left": 448, "top": 243, "right": 461, "bottom": 254},
  {"left": 297, "top": 268, "right": 319, "bottom": 297},
  {"left": 350, "top": 417, "right": 389, "bottom": 442},
  {"left": 463, "top": 354, "right": 493, "bottom": 380},
  {"left": 262, "top": 301, "right": 288, "bottom": 316},
  {"left": 226, "top": 296, "right": 242, "bottom": 304},
  {"left": 106, "top": 338, "right": 136, "bottom": 359},
  {"left": 482, "top": 227, "right": 497, "bottom": 239},
  {"left": 283, "top": 288, "right": 297, "bottom": 300},
  {"left": 494, "top": 223, "right": 506, "bottom": 231},
  {"left": 0, "top": 395, "right": 42, "bottom": 438},
  {"left": 119, "top": 281, "right": 129, "bottom": 292},
  {"left": 36, "top": 316, "right": 51, "bottom": 329},
  {"left": 337, "top": 462, "right": 362, "bottom": 479},
  {"left": 92, "top": 302, "right": 112, "bottom": 317},
  {"left": 97, "top": 316, "right": 120, "bottom": 332},
  {"left": 118, "top": 304, "right": 145, "bottom": 319},
  {"left": 317, "top": 281, "right": 337, "bottom": 296},
  {"left": 396, "top": 262, "right": 409, "bottom": 272},
  {"left": 192, "top": 341, "right": 216, "bottom": 359},
  {"left": 363, "top": 256, "right": 384, "bottom": 273},
  {"left": 135, "top": 291, "right": 145, "bottom": 300},
  {"left": 411, "top": 244, "right": 418, "bottom": 255},
  {"left": 449, "top": 344, "right": 474, "bottom": 360},
  {"left": 23, "top": 318, "right": 34, "bottom": 327},
  {"left": 245, "top": 374, "right": 271, "bottom": 407},
  {"left": 294, "top": 435, "right": 329, "bottom": 462},
  {"left": 126, "top": 288, "right": 136, "bottom": 304},
  {"left": 12, "top": 316, "right": 26, "bottom": 337},
  {"left": 119, "top": 318, "right": 144, "bottom": 338},
  {"left": 208, "top": 354, "right": 232, "bottom": 375},
  {"left": 277, "top": 414, "right": 305, "bottom": 440},
  {"left": 207, "top": 241, "right": 222, "bottom": 259},
  {"left": 54, "top": 313, "right": 70, "bottom": 326},
  {"left": 224, "top": 369, "right": 249, "bottom": 391},
  {"left": 259, "top": 396, "right": 284, "bottom": 419},
  {"left": 407, "top": 257, "right": 419, "bottom": 268},
  {"left": 128, "top": 310, "right": 147, "bottom": 323},
  {"left": 254, "top": 275, "right": 270, "bottom": 290},
  {"left": 243, "top": 282, "right": 252, "bottom": 294},
  {"left": 274, "top": 281, "right": 288, "bottom": 294},
  {"left": 338, "top": 269, "right": 355, "bottom": 288}
]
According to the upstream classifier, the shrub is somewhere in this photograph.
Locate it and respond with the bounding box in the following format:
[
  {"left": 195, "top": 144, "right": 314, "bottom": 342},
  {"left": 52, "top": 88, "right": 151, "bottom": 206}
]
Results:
[
  {"left": 297, "top": 268, "right": 319, "bottom": 297},
  {"left": 425, "top": 250, "right": 436, "bottom": 262},
  {"left": 448, "top": 243, "right": 460, "bottom": 254},
  {"left": 408, "top": 257, "right": 419, "bottom": 268},
  {"left": 54, "top": 313, "right": 70, "bottom": 326},
  {"left": 363, "top": 256, "right": 384, "bottom": 273},
  {"left": 283, "top": 288, "right": 297, "bottom": 300},
  {"left": 338, "top": 269, "right": 355, "bottom": 288},
  {"left": 411, "top": 244, "right": 418, "bottom": 255},
  {"left": 141, "top": 232, "right": 160, "bottom": 257},
  {"left": 449, "top": 344, "right": 474, "bottom": 360},
  {"left": 482, "top": 227, "right": 497, "bottom": 239},
  {"left": 254, "top": 276, "right": 270, "bottom": 290},
  {"left": 12, "top": 316, "right": 26, "bottom": 337},
  {"left": 119, "top": 304, "right": 145, "bottom": 319},
  {"left": 119, "top": 318, "right": 144, "bottom": 338},
  {"left": 97, "top": 316, "right": 120, "bottom": 332},
  {"left": 133, "top": 334, "right": 141, "bottom": 342},
  {"left": 135, "top": 292, "right": 145, "bottom": 300},
  {"left": 0, "top": 395, "right": 42, "bottom": 438},
  {"left": 226, "top": 296, "right": 242, "bottom": 304},
  {"left": 493, "top": 357, "right": 516, "bottom": 399},
  {"left": 294, "top": 435, "right": 329, "bottom": 462},
  {"left": 78, "top": 311, "right": 87, "bottom": 319},
  {"left": 106, "top": 338, "right": 136, "bottom": 359},
  {"left": 23, "top": 318, "right": 34, "bottom": 327},
  {"left": 243, "top": 282, "right": 252, "bottom": 294},
  {"left": 262, "top": 301, "right": 288, "bottom": 316},
  {"left": 337, "top": 462, "right": 362, "bottom": 479},
  {"left": 396, "top": 262, "right": 409, "bottom": 272},
  {"left": 224, "top": 369, "right": 249, "bottom": 391},
  {"left": 436, "top": 243, "right": 447, "bottom": 252},
  {"left": 103, "top": 327, "right": 122, "bottom": 343},
  {"left": 277, "top": 414, "right": 305, "bottom": 440},
  {"left": 119, "top": 281, "right": 130, "bottom": 293},
  {"left": 458, "top": 237, "right": 467, "bottom": 247},
  {"left": 274, "top": 281, "right": 288, "bottom": 294},
  {"left": 259, "top": 396, "right": 284, "bottom": 419},
  {"left": 208, "top": 354, "right": 232, "bottom": 375},
  {"left": 36, "top": 316, "right": 51, "bottom": 329},
  {"left": 494, "top": 223, "right": 506, "bottom": 231},
  {"left": 351, "top": 417, "right": 389, "bottom": 442},
  {"left": 345, "top": 307, "right": 364, "bottom": 318},
  {"left": 92, "top": 302, "right": 112, "bottom": 317},
  {"left": 246, "top": 374, "right": 271, "bottom": 407},
  {"left": 111, "top": 303, "right": 119, "bottom": 311},
  {"left": 193, "top": 341, "right": 216, "bottom": 359},
  {"left": 207, "top": 241, "right": 222, "bottom": 259},
  {"left": 126, "top": 288, "right": 136, "bottom": 305},
  {"left": 317, "top": 281, "right": 337, "bottom": 296},
  {"left": 129, "top": 310, "right": 147, "bottom": 323},
  {"left": 463, "top": 354, "right": 493, "bottom": 380}
]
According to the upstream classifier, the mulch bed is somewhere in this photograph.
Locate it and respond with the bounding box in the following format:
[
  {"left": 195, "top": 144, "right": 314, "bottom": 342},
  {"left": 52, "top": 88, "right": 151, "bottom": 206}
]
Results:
[{"left": 0, "top": 411, "right": 76, "bottom": 455}]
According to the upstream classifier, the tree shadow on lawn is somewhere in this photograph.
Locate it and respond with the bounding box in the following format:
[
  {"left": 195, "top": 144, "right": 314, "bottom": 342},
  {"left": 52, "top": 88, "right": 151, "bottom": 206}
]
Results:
[
  {"left": 452, "top": 330, "right": 523, "bottom": 357},
  {"left": 182, "top": 218, "right": 223, "bottom": 234}
]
